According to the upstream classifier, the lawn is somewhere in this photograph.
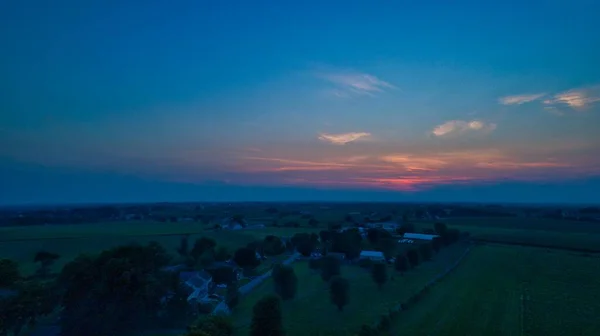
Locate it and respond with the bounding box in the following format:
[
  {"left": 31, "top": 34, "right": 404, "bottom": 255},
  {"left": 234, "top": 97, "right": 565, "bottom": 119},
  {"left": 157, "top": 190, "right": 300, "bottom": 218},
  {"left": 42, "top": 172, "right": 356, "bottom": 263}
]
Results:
[
  {"left": 230, "top": 242, "right": 470, "bottom": 336},
  {"left": 390, "top": 244, "right": 600, "bottom": 336}
]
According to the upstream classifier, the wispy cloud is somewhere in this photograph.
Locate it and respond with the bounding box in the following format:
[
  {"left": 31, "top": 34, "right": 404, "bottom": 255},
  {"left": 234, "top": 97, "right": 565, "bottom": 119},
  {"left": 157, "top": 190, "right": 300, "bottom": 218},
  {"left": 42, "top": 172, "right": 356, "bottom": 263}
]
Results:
[
  {"left": 543, "top": 86, "right": 600, "bottom": 109},
  {"left": 318, "top": 70, "right": 396, "bottom": 97},
  {"left": 498, "top": 93, "right": 546, "bottom": 105},
  {"left": 431, "top": 120, "right": 496, "bottom": 137},
  {"left": 318, "top": 132, "right": 371, "bottom": 145}
]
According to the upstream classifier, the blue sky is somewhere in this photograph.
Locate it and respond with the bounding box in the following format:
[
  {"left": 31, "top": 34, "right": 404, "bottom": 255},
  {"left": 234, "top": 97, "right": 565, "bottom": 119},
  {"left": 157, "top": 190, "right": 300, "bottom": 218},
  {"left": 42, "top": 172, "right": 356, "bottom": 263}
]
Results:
[{"left": 1, "top": 0, "right": 600, "bottom": 204}]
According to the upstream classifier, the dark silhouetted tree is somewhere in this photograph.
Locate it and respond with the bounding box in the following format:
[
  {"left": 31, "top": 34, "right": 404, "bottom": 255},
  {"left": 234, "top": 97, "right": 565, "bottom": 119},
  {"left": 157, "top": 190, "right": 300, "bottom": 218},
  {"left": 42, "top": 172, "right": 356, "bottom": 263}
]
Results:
[
  {"left": 419, "top": 243, "right": 433, "bottom": 261},
  {"left": 0, "top": 280, "right": 60, "bottom": 336},
  {"left": 434, "top": 222, "right": 448, "bottom": 236},
  {"left": 250, "top": 295, "right": 284, "bottom": 336},
  {"left": 431, "top": 237, "right": 442, "bottom": 253},
  {"left": 394, "top": 254, "right": 409, "bottom": 274},
  {"left": 329, "top": 276, "right": 349, "bottom": 311},
  {"left": 263, "top": 235, "right": 285, "bottom": 256},
  {"left": 58, "top": 242, "right": 172, "bottom": 336},
  {"left": 176, "top": 235, "right": 190, "bottom": 258},
  {"left": 379, "top": 238, "right": 397, "bottom": 261},
  {"left": 371, "top": 262, "right": 388, "bottom": 290},
  {"left": 358, "top": 324, "right": 379, "bottom": 336},
  {"left": 191, "top": 315, "right": 234, "bottom": 336},
  {"left": 0, "top": 259, "right": 20, "bottom": 287},
  {"left": 233, "top": 247, "right": 260, "bottom": 269},
  {"left": 33, "top": 251, "right": 60, "bottom": 277},
  {"left": 320, "top": 256, "right": 341, "bottom": 282},
  {"left": 319, "top": 230, "right": 332, "bottom": 243},
  {"left": 191, "top": 237, "right": 216, "bottom": 262},
  {"left": 406, "top": 248, "right": 420, "bottom": 268},
  {"left": 272, "top": 264, "right": 297, "bottom": 300}
]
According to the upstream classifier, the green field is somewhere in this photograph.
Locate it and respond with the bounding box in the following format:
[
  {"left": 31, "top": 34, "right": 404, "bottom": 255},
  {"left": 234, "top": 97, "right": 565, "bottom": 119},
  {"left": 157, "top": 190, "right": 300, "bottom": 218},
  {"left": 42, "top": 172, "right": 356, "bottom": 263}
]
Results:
[
  {"left": 0, "top": 222, "right": 320, "bottom": 275},
  {"left": 390, "top": 244, "right": 600, "bottom": 336},
  {"left": 414, "top": 217, "right": 600, "bottom": 252},
  {"left": 230, "top": 243, "right": 470, "bottom": 336}
]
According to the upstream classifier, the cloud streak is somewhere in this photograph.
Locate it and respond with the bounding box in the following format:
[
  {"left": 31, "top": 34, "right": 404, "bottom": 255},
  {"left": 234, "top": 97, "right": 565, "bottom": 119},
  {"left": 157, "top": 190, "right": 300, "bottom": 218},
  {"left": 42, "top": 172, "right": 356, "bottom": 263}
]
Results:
[
  {"left": 318, "top": 132, "right": 371, "bottom": 145},
  {"left": 498, "top": 93, "right": 546, "bottom": 105},
  {"left": 543, "top": 86, "right": 600, "bottom": 109},
  {"left": 431, "top": 120, "right": 496, "bottom": 137},
  {"left": 318, "top": 70, "right": 395, "bottom": 97}
]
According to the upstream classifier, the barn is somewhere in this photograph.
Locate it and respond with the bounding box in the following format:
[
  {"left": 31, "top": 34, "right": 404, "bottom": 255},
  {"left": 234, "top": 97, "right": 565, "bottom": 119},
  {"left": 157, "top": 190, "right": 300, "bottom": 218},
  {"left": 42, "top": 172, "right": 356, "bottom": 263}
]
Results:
[{"left": 403, "top": 233, "right": 440, "bottom": 241}]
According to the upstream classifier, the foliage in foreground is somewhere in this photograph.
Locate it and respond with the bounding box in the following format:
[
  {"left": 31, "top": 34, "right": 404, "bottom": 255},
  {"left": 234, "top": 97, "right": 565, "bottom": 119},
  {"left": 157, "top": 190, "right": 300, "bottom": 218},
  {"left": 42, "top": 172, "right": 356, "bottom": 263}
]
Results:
[{"left": 250, "top": 294, "right": 285, "bottom": 336}]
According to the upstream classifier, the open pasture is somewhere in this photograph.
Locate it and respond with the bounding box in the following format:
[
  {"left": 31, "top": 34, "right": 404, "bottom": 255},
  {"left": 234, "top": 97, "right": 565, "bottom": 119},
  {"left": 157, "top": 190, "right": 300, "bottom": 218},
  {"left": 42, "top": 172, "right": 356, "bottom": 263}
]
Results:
[
  {"left": 231, "top": 243, "right": 470, "bottom": 336},
  {"left": 390, "top": 244, "right": 600, "bottom": 336}
]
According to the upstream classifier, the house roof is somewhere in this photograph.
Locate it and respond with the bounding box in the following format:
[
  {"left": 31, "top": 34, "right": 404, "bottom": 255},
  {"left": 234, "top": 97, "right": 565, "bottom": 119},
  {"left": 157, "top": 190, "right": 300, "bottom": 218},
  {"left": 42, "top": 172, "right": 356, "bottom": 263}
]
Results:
[
  {"left": 360, "top": 250, "right": 384, "bottom": 258},
  {"left": 403, "top": 233, "right": 440, "bottom": 240},
  {"left": 180, "top": 271, "right": 212, "bottom": 288}
]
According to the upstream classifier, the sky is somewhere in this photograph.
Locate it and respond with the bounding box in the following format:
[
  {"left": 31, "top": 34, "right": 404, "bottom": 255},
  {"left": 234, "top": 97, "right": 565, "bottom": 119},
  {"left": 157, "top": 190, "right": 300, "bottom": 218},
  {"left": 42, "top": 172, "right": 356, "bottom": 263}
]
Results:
[{"left": 1, "top": 0, "right": 600, "bottom": 204}]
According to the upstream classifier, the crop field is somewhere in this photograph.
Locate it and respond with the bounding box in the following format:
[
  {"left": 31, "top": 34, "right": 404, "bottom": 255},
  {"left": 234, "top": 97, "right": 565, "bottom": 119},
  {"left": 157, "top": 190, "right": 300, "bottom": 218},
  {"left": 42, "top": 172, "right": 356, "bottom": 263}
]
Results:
[
  {"left": 230, "top": 243, "right": 470, "bottom": 336},
  {"left": 415, "top": 217, "right": 600, "bottom": 252},
  {"left": 390, "top": 244, "right": 600, "bottom": 336}
]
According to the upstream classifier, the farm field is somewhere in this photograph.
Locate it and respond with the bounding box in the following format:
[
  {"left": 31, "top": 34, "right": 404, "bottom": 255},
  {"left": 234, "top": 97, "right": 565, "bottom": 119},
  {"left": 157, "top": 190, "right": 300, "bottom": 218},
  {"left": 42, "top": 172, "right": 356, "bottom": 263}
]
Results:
[
  {"left": 416, "top": 217, "right": 600, "bottom": 252},
  {"left": 231, "top": 242, "right": 470, "bottom": 336},
  {"left": 0, "top": 222, "right": 320, "bottom": 275},
  {"left": 390, "top": 244, "right": 600, "bottom": 336}
]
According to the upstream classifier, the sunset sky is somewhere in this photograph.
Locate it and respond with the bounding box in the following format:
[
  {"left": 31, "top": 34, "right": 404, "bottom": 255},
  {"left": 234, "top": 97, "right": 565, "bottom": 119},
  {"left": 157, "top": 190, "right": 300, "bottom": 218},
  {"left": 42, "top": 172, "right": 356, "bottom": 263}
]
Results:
[{"left": 1, "top": 0, "right": 600, "bottom": 204}]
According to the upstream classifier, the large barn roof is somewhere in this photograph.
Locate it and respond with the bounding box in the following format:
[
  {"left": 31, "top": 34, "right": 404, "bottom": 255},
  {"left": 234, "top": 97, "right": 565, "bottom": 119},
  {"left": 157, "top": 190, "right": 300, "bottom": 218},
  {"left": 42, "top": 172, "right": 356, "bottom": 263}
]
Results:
[{"left": 403, "top": 233, "right": 440, "bottom": 240}]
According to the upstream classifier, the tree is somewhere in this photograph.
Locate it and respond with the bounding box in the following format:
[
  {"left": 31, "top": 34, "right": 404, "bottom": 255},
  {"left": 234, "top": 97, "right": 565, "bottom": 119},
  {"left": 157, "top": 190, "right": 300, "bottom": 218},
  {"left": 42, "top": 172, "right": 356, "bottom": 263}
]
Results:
[
  {"left": 233, "top": 247, "right": 260, "bottom": 269},
  {"left": 176, "top": 235, "right": 190, "bottom": 258},
  {"left": 394, "top": 254, "right": 409, "bottom": 274},
  {"left": 191, "top": 237, "right": 216, "bottom": 262},
  {"left": 434, "top": 222, "right": 448, "bottom": 236},
  {"left": 331, "top": 229, "right": 362, "bottom": 260},
  {"left": 320, "top": 256, "right": 341, "bottom": 282},
  {"left": 191, "top": 315, "right": 234, "bottom": 336},
  {"left": 263, "top": 235, "right": 285, "bottom": 256},
  {"left": 379, "top": 238, "right": 397, "bottom": 261},
  {"left": 367, "top": 228, "right": 382, "bottom": 245},
  {"left": 272, "top": 264, "right": 297, "bottom": 300},
  {"left": 329, "top": 276, "right": 349, "bottom": 311},
  {"left": 250, "top": 295, "right": 284, "bottom": 336},
  {"left": 396, "top": 222, "right": 415, "bottom": 236},
  {"left": 406, "top": 248, "right": 420, "bottom": 268},
  {"left": 33, "top": 251, "right": 60, "bottom": 277},
  {"left": 319, "top": 230, "right": 332, "bottom": 243},
  {"left": 293, "top": 233, "right": 316, "bottom": 257},
  {"left": 371, "top": 262, "right": 388, "bottom": 290},
  {"left": 431, "top": 237, "right": 442, "bottom": 253},
  {"left": 419, "top": 243, "right": 433, "bottom": 261},
  {"left": 0, "top": 280, "right": 60, "bottom": 336},
  {"left": 308, "top": 218, "right": 319, "bottom": 227},
  {"left": 226, "top": 282, "right": 240, "bottom": 309},
  {"left": 58, "top": 242, "right": 172, "bottom": 336},
  {"left": 0, "top": 259, "right": 20, "bottom": 287}
]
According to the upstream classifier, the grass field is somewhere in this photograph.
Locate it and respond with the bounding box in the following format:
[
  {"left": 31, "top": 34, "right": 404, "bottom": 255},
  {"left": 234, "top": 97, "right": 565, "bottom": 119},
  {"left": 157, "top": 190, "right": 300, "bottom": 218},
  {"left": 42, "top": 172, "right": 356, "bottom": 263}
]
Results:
[
  {"left": 390, "top": 244, "right": 600, "bottom": 336},
  {"left": 0, "top": 222, "right": 321, "bottom": 275},
  {"left": 414, "top": 217, "right": 600, "bottom": 252},
  {"left": 230, "top": 242, "right": 470, "bottom": 336}
]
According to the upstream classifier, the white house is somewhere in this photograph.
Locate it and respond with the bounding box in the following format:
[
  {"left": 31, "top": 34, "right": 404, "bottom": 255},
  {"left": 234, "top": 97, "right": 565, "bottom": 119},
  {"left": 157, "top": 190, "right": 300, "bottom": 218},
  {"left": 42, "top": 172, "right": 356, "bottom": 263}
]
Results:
[
  {"left": 359, "top": 250, "right": 385, "bottom": 261},
  {"left": 403, "top": 233, "right": 440, "bottom": 241}
]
